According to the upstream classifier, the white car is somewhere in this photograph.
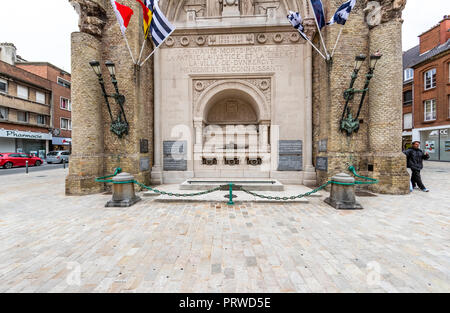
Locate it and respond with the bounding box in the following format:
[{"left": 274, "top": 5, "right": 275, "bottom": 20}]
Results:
[{"left": 46, "top": 151, "right": 70, "bottom": 164}]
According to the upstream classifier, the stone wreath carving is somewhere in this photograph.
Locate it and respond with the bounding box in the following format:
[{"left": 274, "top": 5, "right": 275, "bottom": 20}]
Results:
[{"left": 69, "top": 0, "right": 107, "bottom": 38}]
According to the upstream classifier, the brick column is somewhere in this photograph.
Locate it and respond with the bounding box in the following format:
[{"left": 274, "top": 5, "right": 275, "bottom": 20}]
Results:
[
  {"left": 66, "top": 32, "right": 105, "bottom": 195},
  {"left": 367, "top": 15, "right": 410, "bottom": 194}
]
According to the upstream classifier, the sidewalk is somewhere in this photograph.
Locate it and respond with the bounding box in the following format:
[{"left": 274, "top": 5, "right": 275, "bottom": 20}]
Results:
[{"left": 0, "top": 162, "right": 449, "bottom": 292}]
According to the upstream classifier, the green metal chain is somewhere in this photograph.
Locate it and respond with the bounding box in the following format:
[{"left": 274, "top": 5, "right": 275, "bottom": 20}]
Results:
[
  {"left": 94, "top": 165, "right": 378, "bottom": 202},
  {"left": 240, "top": 181, "right": 332, "bottom": 201}
]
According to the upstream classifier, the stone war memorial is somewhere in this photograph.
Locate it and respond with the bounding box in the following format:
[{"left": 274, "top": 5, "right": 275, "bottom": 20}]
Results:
[{"left": 66, "top": 0, "right": 410, "bottom": 201}]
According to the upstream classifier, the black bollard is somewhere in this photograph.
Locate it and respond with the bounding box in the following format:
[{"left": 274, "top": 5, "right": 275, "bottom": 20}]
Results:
[
  {"left": 63, "top": 159, "right": 66, "bottom": 169},
  {"left": 25, "top": 160, "right": 29, "bottom": 174}
]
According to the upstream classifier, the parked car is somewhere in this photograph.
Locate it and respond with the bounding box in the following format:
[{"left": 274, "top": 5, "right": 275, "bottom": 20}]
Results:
[
  {"left": 46, "top": 151, "right": 70, "bottom": 164},
  {"left": 0, "top": 153, "right": 43, "bottom": 169}
]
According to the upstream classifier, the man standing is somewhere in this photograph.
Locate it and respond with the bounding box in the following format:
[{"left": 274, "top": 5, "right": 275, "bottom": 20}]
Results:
[{"left": 404, "top": 141, "right": 430, "bottom": 192}]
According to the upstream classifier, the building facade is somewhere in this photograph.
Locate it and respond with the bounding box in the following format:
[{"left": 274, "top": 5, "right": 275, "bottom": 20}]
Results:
[
  {"left": 402, "top": 16, "right": 450, "bottom": 162},
  {"left": 0, "top": 43, "right": 52, "bottom": 158},
  {"left": 66, "top": 0, "right": 410, "bottom": 195},
  {"left": 17, "top": 62, "right": 72, "bottom": 152}
]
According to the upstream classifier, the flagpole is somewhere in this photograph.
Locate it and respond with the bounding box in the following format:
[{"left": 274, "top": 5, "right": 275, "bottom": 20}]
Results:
[
  {"left": 331, "top": 27, "right": 343, "bottom": 58},
  {"left": 302, "top": 33, "right": 327, "bottom": 60},
  {"left": 140, "top": 29, "right": 175, "bottom": 67},
  {"left": 137, "top": 39, "right": 147, "bottom": 65},
  {"left": 309, "top": 0, "right": 330, "bottom": 60},
  {"left": 122, "top": 33, "right": 136, "bottom": 64}
]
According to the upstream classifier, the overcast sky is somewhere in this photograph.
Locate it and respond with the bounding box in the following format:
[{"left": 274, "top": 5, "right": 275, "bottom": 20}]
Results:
[{"left": 0, "top": 0, "right": 448, "bottom": 72}]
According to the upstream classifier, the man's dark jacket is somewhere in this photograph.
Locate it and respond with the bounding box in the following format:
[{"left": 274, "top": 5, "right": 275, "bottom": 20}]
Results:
[{"left": 403, "top": 148, "right": 430, "bottom": 171}]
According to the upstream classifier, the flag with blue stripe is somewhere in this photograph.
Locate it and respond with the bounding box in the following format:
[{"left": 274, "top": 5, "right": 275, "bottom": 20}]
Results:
[
  {"left": 150, "top": 0, "right": 176, "bottom": 48},
  {"left": 328, "top": 0, "right": 356, "bottom": 25},
  {"left": 310, "top": 0, "right": 326, "bottom": 29}
]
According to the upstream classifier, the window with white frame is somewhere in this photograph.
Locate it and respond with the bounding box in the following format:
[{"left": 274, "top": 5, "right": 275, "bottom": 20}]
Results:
[
  {"left": 17, "top": 111, "right": 28, "bottom": 122},
  {"left": 403, "top": 113, "right": 412, "bottom": 129},
  {"left": 17, "top": 85, "right": 29, "bottom": 99},
  {"left": 0, "top": 78, "right": 7, "bottom": 93},
  {"left": 61, "top": 118, "right": 71, "bottom": 130},
  {"left": 57, "top": 77, "right": 71, "bottom": 88},
  {"left": 60, "top": 97, "right": 71, "bottom": 111},
  {"left": 0, "top": 106, "right": 8, "bottom": 120},
  {"left": 36, "top": 91, "right": 45, "bottom": 104},
  {"left": 404, "top": 68, "right": 413, "bottom": 81},
  {"left": 424, "top": 69, "right": 436, "bottom": 90},
  {"left": 424, "top": 99, "right": 436, "bottom": 121},
  {"left": 37, "top": 114, "right": 46, "bottom": 125}
]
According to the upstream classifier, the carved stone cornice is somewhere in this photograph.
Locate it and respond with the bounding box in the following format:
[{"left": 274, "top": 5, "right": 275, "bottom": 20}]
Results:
[{"left": 69, "top": 0, "right": 107, "bottom": 37}]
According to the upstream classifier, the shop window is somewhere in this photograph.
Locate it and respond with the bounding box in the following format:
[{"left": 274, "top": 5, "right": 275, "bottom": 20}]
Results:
[
  {"left": 36, "top": 91, "right": 45, "bottom": 104},
  {"left": 424, "top": 99, "right": 436, "bottom": 121},
  {"left": 403, "top": 113, "right": 412, "bottom": 129},
  {"left": 60, "top": 97, "right": 71, "bottom": 111},
  {"left": 17, "top": 85, "right": 29, "bottom": 99},
  {"left": 17, "top": 111, "right": 28, "bottom": 122},
  {"left": 403, "top": 90, "right": 412, "bottom": 105},
  {"left": 61, "top": 118, "right": 71, "bottom": 130},
  {"left": 0, "top": 106, "right": 8, "bottom": 120},
  {"left": 0, "top": 78, "right": 7, "bottom": 94},
  {"left": 37, "top": 115, "right": 46, "bottom": 125},
  {"left": 424, "top": 69, "right": 436, "bottom": 90}
]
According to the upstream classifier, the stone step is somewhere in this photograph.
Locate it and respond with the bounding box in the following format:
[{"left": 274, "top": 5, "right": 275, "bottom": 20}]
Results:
[{"left": 179, "top": 178, "right": 284, "bottom": 191}]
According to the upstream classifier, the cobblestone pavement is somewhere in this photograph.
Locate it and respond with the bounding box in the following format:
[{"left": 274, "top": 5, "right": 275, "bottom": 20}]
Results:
[{"left": 0, "top": 162, "right": 449, "bottom": 293}]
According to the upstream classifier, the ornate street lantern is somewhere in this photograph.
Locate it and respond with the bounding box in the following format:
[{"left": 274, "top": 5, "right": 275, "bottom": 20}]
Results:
[
  {"left": 89, "top": 60, "right": 129, "bottom": 138},
  {"left": 340, "top": 52, "right": 382, "bottom": 136}
]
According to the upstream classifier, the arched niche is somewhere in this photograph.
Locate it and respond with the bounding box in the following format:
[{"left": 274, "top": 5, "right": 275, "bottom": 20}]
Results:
[{"left": 194, "top": 80, "right": 270, "bottom": 123}]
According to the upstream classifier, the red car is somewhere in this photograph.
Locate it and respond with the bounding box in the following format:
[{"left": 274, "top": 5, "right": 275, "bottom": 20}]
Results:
[{"left": 0, "top": 153, "right": 43, "bottom": 169}]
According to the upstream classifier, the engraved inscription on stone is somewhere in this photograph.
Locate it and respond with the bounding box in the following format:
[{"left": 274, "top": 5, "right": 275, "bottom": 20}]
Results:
[
  {"left": 165, "top": 46, "right": 300, "bottom": 74},
  {"left": 316, "top": 157, "right": 328, "bottom": 171},
  {"left": 318, "top": 139, "right": 327, "bottom": 152},
  {"left": 279, "top": 140, "right": 303, "bottom": 154},
  {"left": 140, "top": 157, "right": 150, "bottom": 171},
  {"left": 278, "top": 155, "right": 303, "bottom": 171},
  {"left": 163, "top": 141, "right": 188, "bottom": 171},
  {"left": 208, "top": 34, "right": 255, "bottom": 46},
  {"left": 278, "top": 140, "right": 303, "bottom": 171}
]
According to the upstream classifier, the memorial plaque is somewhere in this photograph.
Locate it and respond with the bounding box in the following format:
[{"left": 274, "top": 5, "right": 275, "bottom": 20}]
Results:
[
  {"left": 278, "top": 140, "right": 303, "bottom": 171},
  {"left": 140, "top": 157, "right": 150, "bottom": 171},
  {"left": 278, "top": 155, "right": 303, "bottom": 171},
  {"left": 316, "top": 157, "right": 328, "bottom": 171},
  {"left": 163, "top": 141, "right": 187, "bottom": 155},
  {"left": 163, "top": 158, "right": 187, "bottom": 171},
  {"left": 140, "top": 139, "right": 149, "bottom": 154},
  {"left": 279, "top": 140, "right": 303, "bottom": 155},
  {"left": 163, "top": 141, "right": 187, "bottom": 171},
  {"left": 318, "top": 139, "right": 328, "bottom": 152}
]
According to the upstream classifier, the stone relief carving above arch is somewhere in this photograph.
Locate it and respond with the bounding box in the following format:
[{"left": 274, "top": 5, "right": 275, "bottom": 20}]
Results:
[
  {"left": 69, "top": 0, "right": 107, "bottom": 37},
  {"left": 162, "top": 0, "right": 308, "bottom": 21}
]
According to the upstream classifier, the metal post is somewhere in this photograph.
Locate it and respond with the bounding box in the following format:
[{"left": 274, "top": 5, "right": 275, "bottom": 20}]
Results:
[
  {"left": 227, "top": 183, "right": 234, "bottom": 205},
  {"left": 25, "top": 161, "right": 29, "bottom": 174},
  {"left": 63, "top": 159, "right": 66, "bottom": 169}
]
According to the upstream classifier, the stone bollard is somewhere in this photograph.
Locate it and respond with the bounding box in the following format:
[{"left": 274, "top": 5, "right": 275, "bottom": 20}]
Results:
[
  {"left": 106, "top": 172, "right": 141, "bottom": 207},
  {"left": 324, "top": 173, "right": 363, "bottom": 210}
]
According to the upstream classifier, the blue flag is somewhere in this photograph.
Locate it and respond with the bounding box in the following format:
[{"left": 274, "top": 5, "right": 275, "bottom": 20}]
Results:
[
  {"left": 328, "top": 0, "right": 356, "bottom": 25},
  {"left": 310, "top": 0, "right": 326, "bottom": 29}
]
